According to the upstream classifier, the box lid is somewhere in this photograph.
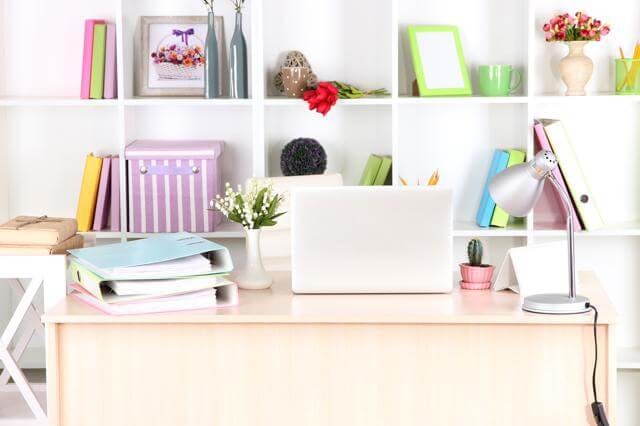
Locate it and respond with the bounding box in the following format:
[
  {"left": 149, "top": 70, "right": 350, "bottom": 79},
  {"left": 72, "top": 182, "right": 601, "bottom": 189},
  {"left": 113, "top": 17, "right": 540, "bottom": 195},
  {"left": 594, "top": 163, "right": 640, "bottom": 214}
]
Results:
[{"left": 125, "top": 140, "right": 224, "bottom": 160}]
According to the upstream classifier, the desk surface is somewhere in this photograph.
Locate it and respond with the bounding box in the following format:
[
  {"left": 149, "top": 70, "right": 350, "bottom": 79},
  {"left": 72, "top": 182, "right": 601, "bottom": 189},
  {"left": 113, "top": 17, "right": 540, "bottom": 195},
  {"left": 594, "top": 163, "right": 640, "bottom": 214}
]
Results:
[{"left": 43, "top": 270, "right": 616, "bottom": 325}]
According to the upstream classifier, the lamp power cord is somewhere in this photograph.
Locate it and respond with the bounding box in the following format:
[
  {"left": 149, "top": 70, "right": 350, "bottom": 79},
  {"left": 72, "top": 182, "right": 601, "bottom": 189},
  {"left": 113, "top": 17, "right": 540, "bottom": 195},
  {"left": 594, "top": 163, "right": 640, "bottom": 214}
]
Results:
[{"left": 588, "top": 304, "right": 609, "bottom": 426}]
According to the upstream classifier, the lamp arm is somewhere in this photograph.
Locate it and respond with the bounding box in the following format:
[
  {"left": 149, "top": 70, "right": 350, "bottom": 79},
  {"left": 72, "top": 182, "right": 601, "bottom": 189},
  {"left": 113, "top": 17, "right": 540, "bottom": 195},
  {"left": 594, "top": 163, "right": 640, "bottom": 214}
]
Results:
[{"left": 546, "top": 173, "right": 577, "bottom": 300}]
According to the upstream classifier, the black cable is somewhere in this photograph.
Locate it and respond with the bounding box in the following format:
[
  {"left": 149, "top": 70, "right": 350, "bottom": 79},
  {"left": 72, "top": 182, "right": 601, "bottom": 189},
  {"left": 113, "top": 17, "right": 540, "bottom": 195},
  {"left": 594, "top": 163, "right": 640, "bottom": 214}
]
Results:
[{"left": 589, "top": 304, "right": 609, "bottom": 426}]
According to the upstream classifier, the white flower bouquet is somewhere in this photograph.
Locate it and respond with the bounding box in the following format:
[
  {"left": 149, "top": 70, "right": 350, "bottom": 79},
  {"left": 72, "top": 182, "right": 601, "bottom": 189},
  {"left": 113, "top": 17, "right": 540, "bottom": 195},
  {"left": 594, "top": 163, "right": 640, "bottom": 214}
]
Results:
[{"left": 211, "top": 179, "right": 286, "bottom": 229}]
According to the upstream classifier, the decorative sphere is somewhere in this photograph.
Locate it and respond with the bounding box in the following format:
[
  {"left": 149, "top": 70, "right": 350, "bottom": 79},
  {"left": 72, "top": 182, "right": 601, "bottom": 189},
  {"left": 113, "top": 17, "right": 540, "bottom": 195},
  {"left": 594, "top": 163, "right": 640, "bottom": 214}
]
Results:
[{"left": 280, "top": 138, "right": 327, "bottom": 176}]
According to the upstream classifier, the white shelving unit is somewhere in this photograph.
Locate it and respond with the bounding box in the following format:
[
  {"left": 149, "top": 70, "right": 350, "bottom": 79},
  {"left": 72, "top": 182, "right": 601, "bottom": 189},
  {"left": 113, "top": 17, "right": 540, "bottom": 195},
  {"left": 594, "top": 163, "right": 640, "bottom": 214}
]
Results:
[{"left": 1, "top": 0, "right": 640, "bottom": 423}]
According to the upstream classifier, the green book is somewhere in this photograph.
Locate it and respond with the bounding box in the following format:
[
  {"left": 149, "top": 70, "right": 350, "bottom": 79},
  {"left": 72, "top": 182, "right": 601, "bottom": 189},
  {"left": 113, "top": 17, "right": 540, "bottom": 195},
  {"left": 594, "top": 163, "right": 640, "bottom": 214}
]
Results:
[
  {"left": 490, "top": 149, "right": 526, "bottom": 227},
  {"left": 358, "top": 154, "right": 383, "bottom": 186},
  {"left": 373, "top": 156, "right": 392, "bottom": 185},
  {"left": 89, "top": 24, "right": 107, "bottom": 99}
]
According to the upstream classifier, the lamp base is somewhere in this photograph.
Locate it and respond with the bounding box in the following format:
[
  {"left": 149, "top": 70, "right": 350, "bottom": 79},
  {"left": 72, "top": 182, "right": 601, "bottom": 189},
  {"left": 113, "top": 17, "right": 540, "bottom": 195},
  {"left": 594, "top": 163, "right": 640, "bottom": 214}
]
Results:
[{"left": 522, "top": 293, "right": 590, "bottom": 314}]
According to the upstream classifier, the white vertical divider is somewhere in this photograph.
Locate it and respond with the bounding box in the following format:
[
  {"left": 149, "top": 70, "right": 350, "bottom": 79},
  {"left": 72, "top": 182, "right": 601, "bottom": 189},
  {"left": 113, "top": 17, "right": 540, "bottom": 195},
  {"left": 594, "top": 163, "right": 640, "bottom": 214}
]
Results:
[
  {"left": 251, "top": 0, "right": 265, "bottom": 178},
  {"left": 525, "top": 0, "right": 536, "bottom": 246},
  {"left": 391, "top": 0, "right": 400, "bottom": 186},
  {"left": 116, "top": 0, "right": 128, "bottom": 241}
]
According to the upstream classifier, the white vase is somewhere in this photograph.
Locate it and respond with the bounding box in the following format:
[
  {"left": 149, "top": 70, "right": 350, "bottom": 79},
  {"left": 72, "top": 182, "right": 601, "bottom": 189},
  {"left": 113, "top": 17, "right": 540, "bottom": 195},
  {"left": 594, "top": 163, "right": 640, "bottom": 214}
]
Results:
[
  {"left": 234, "top": 228, "right": 272, "bottom": 290},
  {"left": 559, "top": 41, "right": 593, "bottom": 96}
]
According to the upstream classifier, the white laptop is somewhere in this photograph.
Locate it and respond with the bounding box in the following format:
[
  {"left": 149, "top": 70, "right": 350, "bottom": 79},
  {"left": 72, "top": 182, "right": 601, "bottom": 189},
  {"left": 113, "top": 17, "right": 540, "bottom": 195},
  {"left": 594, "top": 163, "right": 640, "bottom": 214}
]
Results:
[{"left": 291, "top": 186, "right": 453, "bottom": 293}]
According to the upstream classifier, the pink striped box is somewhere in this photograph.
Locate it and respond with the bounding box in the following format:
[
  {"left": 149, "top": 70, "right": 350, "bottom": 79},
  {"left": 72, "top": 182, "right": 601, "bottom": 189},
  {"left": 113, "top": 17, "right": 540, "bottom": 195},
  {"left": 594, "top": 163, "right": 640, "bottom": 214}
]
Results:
[{"left": 125, "top": 140, "right": 224, "bottom": 233}]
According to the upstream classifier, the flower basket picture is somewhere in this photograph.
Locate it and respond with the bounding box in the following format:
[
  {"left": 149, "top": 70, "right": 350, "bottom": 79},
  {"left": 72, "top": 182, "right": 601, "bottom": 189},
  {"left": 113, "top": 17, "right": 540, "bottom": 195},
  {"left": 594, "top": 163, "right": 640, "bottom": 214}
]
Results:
[
  {"left": 151, "top": 30, "right": 206, "bottom": 81},
  {"left": 136, "top": 16, "right": 226, "bottom": 97}
]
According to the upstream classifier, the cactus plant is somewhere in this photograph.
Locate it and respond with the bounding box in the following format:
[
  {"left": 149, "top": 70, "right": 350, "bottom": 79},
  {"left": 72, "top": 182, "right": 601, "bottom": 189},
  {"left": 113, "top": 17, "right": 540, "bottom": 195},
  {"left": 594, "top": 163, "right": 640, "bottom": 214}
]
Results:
[{"left": 467, "top": 238, "right": 483, "bottom": 266}]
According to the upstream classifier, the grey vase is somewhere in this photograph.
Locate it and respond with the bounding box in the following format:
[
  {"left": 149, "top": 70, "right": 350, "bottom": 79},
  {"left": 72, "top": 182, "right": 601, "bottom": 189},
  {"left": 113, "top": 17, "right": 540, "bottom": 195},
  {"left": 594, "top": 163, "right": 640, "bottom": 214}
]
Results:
[
  {"left": 204, "top": 11, "right": 219, "bottom": 98},
  {"left": 229, "top": 12, "right": 248, "bottom": 99}
]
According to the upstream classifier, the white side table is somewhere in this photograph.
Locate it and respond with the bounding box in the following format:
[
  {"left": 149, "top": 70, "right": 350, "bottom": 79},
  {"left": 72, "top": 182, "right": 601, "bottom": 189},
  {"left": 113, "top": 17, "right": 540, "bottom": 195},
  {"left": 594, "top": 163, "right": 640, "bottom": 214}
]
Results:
[{"left": 0, "top": 255, "right": 66, "bottom": 421}]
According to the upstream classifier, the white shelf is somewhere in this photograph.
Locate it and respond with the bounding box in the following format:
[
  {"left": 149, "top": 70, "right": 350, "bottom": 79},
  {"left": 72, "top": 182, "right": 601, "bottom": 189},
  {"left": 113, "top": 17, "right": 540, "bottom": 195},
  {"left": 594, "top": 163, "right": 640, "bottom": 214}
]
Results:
[
  {"left": 126, "top": 222, "right": 245, "bottom": 239},
  {"left": 0, "top": 97, "right": 119, "bottom": 107},
  {"left": 532, "top": 93, "right": 640, "bottom": 103},
  {"left": 123, "top": 97, "right": 253, "bottom": 107},
  {"left": 453, "top": 222, "right": 528, "bottom": 237},
  {"left": 532, "top": 222, "right": 640, "bottom": 238},
  {"left": 397, "top": 95, "right": 529, "bottom": 105},
  {"left": 618, "top": 347, "right": 640, "bottom": 370},
  {"left": 264, "top": 96, "right": 392, "bottom": 107}
]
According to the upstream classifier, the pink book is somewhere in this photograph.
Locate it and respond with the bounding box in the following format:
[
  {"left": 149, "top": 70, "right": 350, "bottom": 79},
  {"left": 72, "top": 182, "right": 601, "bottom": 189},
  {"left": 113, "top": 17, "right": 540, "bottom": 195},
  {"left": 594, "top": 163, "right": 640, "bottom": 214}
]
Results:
[
  {"left": 110, "top": 156, "right": 120, "bottom": 231},
  {"left": 103, "top": 23, "right": 117, "bottom": 99},
  {"left": 92, "top": 156, "right": 111, "bottom": 231},
  {"left": 533, "top": 121, "right": 583, "bottom": 231},
  {"left": 70, "top": 283, "right": 239, "bottom": 315},
  {"left": 80, "top": 19, "right": 104, "bottom": 99}
]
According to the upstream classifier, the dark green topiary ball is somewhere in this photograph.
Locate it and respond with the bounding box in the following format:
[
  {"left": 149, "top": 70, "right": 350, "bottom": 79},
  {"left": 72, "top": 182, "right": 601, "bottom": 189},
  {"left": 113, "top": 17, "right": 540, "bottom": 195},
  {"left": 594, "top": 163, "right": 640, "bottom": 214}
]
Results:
[{"left": 280, "top": 138, "right": 327, "bottom": 176}]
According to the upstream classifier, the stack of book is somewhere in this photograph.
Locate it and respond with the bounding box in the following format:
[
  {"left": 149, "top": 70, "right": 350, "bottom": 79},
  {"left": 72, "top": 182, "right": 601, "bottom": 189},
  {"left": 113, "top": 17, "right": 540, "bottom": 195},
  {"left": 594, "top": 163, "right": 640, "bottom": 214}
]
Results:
[
  {"left": 476, "top": 149, "right": 526, "bottom": 228},
  {"left": 476, "top": 119, "right": 604, "bottom": 231},
  {"left": 68, "top": 233, "right": 238, "bottom": 315},
  {"left": 0, "top": 216, "right": 83, "bottom": 254},
  {"left": 76, "top": 153, "right": 120, "bottom": 232},
  {"left": 81, "top": 19, "right": 117, "bottom": 100},
  {"left": 359, "top": 154, "right": 392, "bottom": 185}
]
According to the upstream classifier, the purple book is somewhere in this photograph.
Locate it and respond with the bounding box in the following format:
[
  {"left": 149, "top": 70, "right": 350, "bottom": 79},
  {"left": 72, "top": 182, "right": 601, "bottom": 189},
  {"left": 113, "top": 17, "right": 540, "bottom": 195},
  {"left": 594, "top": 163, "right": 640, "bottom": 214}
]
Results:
[
  {"left": 110, "top": 156, "right": 120, "bottom": 231},
  {"left": 103, "top": 23, "right": 117, "bottom": 99},
  {"left": 92, "top": 156, "right": 111, "bottom": 231}
]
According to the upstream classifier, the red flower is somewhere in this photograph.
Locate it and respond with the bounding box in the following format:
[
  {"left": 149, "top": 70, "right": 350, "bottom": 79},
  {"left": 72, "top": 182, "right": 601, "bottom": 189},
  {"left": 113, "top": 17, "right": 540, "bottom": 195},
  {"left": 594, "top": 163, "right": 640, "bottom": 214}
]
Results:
[{"left": 303, "top": 82, "right": 339, "bottom": 116}]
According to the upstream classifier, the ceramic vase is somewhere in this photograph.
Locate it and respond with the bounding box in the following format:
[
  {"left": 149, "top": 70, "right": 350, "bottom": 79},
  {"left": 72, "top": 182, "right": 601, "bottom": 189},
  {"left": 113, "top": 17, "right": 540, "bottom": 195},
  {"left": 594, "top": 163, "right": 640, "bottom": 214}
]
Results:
[
  {"left": 230, "top": 11, "right": 248, "bottom": 99},
  {"left": 282, "top": 66, "right": 310, "bottom": 98},
  {"left": 459, "top": 263, "right": 494, "bottom": 290},
  {"left": 234, "top": 229, "right": 272, "bottom": 290},
  {"left": 204, "top": 11, "right": 219, "bottom": 99},
  {"left": 559, "top": 41, "right": 593, "bottom": 96}
]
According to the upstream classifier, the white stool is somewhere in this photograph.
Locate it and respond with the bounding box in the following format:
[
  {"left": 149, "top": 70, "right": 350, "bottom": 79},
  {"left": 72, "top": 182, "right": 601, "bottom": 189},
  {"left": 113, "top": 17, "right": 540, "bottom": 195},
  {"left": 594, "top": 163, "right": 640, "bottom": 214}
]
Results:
[{"left": 0, "top": 255, "right": 66, "bottom": 421}]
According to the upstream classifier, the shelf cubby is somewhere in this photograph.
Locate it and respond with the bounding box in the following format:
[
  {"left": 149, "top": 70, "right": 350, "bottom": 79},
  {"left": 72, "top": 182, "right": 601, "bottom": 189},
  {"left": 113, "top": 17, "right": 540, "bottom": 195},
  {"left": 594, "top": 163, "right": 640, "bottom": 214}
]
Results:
[{"left": 264, "top": 106, "right": 392, "bottom": 185}]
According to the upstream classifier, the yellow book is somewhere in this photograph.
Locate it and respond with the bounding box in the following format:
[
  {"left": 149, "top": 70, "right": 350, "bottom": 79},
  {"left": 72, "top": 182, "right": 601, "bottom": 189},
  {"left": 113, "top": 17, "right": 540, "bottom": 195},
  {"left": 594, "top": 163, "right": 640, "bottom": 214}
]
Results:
[{"left": 76, "top": 154, "right": 103, "bottom": 231}]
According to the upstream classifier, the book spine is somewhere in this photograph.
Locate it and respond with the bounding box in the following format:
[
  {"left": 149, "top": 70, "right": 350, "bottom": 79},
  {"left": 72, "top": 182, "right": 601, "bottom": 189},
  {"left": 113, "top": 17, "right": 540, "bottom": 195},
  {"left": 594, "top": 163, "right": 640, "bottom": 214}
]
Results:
[
  {"left": 76, "top": 154, "right": 104, "bottom": 232},
  {"left": 476, "top": 150, "right": 509, "bottom": 227},
  {"left": 89, "top": 24, "right": 107, "bottom": 99},
  {"left": 110, "top": 156, "right": 120, "bottom": 231},
  {"left": 533, "top": 122, "right": 582, "bottom": 231},
  {"left": 543, "top": 121, "right": 604, "bottom": 231},
  {"left": 103, "top": 24, "right": 117, "bottom": 99},
  {"left": 359, "top": 155, "right": 383, "bottom": 186},
  {"left": 80, "top": 20, "right": 102, "bottom": 99},
  {"left": 373, "top": 156, "right": 392, "bottom": 186},
  {"left": 93, "top": 157, "right": 112, "bottom": 231}
]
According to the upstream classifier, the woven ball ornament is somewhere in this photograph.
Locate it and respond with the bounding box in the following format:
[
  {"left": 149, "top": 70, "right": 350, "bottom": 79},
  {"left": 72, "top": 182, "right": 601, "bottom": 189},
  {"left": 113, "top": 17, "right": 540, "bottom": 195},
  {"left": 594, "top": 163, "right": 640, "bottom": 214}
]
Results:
[{"left": 280, "top": 138, "right": 327, "bottom": 176}]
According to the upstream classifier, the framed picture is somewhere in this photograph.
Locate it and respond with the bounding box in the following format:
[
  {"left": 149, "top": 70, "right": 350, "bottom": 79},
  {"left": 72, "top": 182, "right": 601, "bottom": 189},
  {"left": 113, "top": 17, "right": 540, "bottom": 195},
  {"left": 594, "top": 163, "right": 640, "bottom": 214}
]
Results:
[
  {"left": 408, "top": 26, "right": 471, "bottom": 97},
  {"left": 135, "top": 16, "right": 226, "bottom": 97}
]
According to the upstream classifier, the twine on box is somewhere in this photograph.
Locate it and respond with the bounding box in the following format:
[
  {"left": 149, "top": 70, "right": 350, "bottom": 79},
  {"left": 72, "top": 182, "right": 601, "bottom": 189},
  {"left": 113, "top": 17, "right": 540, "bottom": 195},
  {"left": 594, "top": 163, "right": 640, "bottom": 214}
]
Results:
[{"left": 0, "top": 215, "right": 64, "bottom": 230}]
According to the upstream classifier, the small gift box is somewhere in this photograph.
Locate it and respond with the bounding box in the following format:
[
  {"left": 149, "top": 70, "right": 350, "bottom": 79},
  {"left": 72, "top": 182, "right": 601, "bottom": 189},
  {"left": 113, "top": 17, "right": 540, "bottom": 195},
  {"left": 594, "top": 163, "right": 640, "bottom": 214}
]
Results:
[{"left": 0, "top": 216, "right": 78, "bottom": 246}]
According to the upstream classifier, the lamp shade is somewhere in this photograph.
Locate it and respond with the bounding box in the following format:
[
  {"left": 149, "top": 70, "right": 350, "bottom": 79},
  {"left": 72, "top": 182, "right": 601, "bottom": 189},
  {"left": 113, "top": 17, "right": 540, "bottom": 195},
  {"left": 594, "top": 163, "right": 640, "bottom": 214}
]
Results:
[{"left": 488, "top": 151, "right": 558, "bottom": 217}]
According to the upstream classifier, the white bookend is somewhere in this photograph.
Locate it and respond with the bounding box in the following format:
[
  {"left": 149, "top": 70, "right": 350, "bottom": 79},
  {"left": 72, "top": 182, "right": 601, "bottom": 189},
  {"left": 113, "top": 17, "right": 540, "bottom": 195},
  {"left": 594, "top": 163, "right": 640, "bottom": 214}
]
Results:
[
  {"left": 539, "top": 119, "right": 604, "bottom": 231},
  {"left": 493, "top": 242, "right": 571, "bottom": 297}
]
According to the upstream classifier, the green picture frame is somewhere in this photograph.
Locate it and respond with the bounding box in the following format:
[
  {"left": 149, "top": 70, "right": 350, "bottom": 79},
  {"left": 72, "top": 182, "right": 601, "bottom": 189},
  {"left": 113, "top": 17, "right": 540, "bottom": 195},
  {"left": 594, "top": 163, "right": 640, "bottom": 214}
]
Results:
[{"left": 408, "top": 25, "right": 472, "bottom": 97}]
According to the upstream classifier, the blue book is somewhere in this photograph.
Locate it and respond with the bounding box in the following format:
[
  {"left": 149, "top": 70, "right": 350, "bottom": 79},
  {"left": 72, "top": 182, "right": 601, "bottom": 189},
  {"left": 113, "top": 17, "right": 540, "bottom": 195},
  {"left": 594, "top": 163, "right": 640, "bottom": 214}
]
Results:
[
  {"left": 68, "top": 232, "right": 233, "bottom": 280},
  {"left": 476, "top": 150, "right": 509, "bottom": 227}
]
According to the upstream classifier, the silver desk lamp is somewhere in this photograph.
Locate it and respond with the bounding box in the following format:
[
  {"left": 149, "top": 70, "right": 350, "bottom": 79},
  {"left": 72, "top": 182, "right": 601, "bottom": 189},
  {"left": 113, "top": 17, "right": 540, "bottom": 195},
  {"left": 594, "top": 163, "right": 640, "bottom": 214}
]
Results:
[{"left": 489, "top": 150, "right": 590, "bottom": 314}]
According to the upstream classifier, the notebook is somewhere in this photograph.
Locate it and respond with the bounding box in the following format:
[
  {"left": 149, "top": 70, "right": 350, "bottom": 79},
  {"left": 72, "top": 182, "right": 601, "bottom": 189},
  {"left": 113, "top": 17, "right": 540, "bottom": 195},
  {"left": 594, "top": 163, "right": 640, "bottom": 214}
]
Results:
[
  {"left": 76, "top": 154, "right": 103, "bottom": 232},
  {"left": 92, "top": 156, "right": 111, "bottom": 231}
]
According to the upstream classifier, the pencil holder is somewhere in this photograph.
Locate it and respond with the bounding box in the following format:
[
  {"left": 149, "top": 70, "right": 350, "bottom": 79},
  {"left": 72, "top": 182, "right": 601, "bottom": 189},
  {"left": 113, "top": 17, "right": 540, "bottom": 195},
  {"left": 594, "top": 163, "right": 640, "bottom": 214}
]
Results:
[{"left": 615, "top": 59, "right": 640, "bottom": 95}]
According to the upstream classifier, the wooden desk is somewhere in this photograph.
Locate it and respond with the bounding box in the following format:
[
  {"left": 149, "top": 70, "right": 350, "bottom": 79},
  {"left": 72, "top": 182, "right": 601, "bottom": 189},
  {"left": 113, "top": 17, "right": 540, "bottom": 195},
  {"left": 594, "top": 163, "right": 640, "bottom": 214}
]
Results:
[{"left": 43, "top": 271, "right": 616, "bottom": 426}]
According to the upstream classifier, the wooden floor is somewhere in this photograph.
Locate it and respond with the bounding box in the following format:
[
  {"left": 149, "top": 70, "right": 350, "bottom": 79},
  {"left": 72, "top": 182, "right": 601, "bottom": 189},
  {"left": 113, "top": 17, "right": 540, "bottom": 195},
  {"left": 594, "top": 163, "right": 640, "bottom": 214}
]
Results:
[{"left": 0, "top": 370, "right": 46, "bottom": 426}]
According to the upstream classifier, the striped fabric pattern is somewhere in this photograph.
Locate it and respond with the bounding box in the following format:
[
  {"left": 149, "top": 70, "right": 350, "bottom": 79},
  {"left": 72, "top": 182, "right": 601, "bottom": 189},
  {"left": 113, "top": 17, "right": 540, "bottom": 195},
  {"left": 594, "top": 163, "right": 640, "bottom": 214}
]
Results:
[{"left": 127, "top": 157, "right": 222, "bottom": 233}]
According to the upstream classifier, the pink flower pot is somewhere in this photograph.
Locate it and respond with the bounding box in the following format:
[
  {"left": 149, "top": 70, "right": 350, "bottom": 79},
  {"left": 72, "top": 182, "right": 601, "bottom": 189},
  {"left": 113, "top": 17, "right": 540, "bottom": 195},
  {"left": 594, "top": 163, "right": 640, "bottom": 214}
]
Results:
[{"left": 459, "top": 263, "right": 494, "bottom": 290}]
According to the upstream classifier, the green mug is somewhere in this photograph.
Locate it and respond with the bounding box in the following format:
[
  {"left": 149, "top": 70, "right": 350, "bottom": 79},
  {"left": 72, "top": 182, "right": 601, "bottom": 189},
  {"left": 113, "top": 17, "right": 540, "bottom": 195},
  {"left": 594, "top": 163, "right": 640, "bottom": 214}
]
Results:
[{"left": 478, "top": 65, "right": 522, "bottom": 96}]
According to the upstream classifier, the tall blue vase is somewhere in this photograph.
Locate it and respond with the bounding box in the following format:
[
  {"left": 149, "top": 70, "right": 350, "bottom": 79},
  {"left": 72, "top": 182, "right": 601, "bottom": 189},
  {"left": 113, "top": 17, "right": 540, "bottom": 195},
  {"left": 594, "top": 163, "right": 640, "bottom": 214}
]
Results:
[
  {"left": 229, "top": 12, "right": 248, "bottom": 99},
  {"left": 204, "top": 11, "right": 219, "bottom": 98}
]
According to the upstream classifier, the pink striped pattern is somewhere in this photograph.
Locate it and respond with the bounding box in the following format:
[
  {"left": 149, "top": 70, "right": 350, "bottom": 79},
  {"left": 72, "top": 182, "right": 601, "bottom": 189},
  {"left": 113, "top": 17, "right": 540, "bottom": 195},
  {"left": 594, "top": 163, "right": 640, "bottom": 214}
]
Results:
[{"left": 126, "top": 141, "right": 224, "bottom": 233}]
